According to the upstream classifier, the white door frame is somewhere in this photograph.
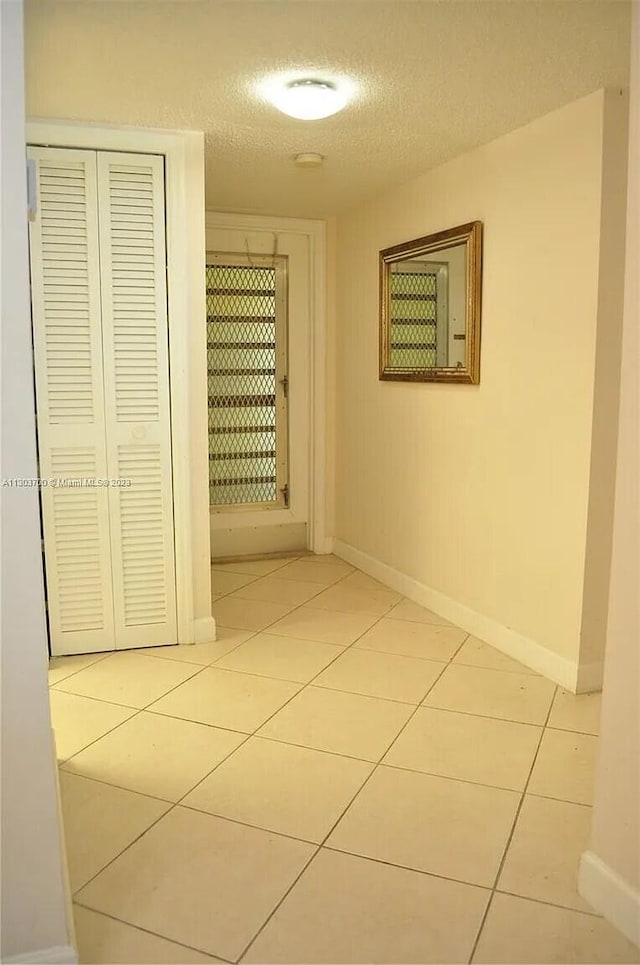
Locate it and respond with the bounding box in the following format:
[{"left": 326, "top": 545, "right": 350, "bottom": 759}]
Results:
[
  {"left": 26, "top": 119, "right": 213, "bottom": 645},
  {"left": 205, "top": 211, "right": 329, "bottom": 554}
]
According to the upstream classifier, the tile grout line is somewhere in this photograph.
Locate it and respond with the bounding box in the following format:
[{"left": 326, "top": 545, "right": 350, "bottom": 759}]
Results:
[
  {"left": 233, "top": 845, "right": 322, "bottom": 963},
  {"left": 72, "top": 722, "right": 263, "bottom": 915},
  {"left": 210, "top": 559, "right": 361, "bottom": 643},
  {"left": 68, "top": 575, "right": 399, "bottom": 915},
  {"left": 72, "top": 899, "right": 234, "bottom": 963},
  {"left": 59, "top": 587, "right": 460, "bottom": 915},
  {"left": 55, "top": 705, "right": 145, "bottom": 769},
  {"left": 235, "top": 645, "right": 462, "bottom": 963},
  {"left": 211, "top": 553, "right": 358, "bottom": 617},
  {"left": 219, "top": 563, "right": 342, "bottom": 609},
  {"left": 47, "top": 650, "right": 114, "bottom": 686},
  {"left": 194, "top": 572, "right": 415, "bottom": 964},
  {"left": 56, "top": 616, "right": 592, "bottom": 932},
  {"left": 52, "top": 558, "right": 599, "bottom": 961},
  {"left": 466, "top": 682, "right": 559, "bottom": 964},
  {"left": 54, "top": 626, "right": 274, "bottom": 748},
  {"left": 57, "top": 581, "right": 397, "bottom": 804}
]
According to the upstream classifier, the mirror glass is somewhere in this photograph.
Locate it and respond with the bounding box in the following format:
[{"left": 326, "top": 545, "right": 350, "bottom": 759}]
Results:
[{"left": 379, "top": 221, "right": 482, "bottom": 383}]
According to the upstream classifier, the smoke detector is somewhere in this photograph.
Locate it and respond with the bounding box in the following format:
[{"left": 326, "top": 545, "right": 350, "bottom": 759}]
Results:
[{"left": 294, "top": 152, "right": 325, "bottom": 168}]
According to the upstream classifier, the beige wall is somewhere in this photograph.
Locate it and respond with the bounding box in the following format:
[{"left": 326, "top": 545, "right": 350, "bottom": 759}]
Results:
[
  {"left": 333, "top": 89, "right": 626, "bottom": 686},
  {"left": 0, "top": 2, "right": 73, "bottom": 959},
  {"left": 580, "top": 6, "right": 640, "bottom": 945},
  {"left": 326, "top": 215, "right": 338, "bottom": 540}
]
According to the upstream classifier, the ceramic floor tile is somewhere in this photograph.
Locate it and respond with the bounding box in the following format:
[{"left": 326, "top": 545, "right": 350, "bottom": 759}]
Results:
[
  {"left": 212, "top": 557, "right": 297, "bottom": 576},
  {"left": 48, "top": 652, "right": 112, "bottom": 686},
  {"left": 327, "top": 765, "right": 520, "bottom": 887},
  {"left": 387, "top": 599, "right": 457, "bottom": 627},
  {"left": 498, "top": 794, "right": 593, "bottom": 912},
  {"left": 62, "top": 711, "right": 245, "bottom": 802},
  {"left": 49, "top": 691, "right": 136, "bottom": 762},
  {"left": 230, "top": 576, "right": 324, "bottom": 607},
  {"left": 52, "top": 651, "right": 202, "bottom": 709},
  {"left": 453, "top": 635, "right": 539, "bottom": 675},
  {"left": 528, "top": 728, "right": 598, "bottom": 805},
  {"left": 149, "top": 668, "right": 300, "bottom": 732},
  {"left": 243, "top": 848, "right": 490, "bottom": 964},
  {"left": 275, "top": 560, "right": 353, "bottom": 584},
  {"left": 383, "top": 707, "right": 542, "bottom": 791},
  {"left": 184, "top": 737, "right": 373, "bottom": 843},
  {"left": 267, "top": 606, "right": 378, "bottom": 646},
  {"left": 548, "top": 688, "right": 602, "bottom": 735},
  {"left": 310, "top": 584, "right": 402, "bottom": 616},
  {"left": 73, "top": 906, "right": 223, "bottom": 963},
  {"left": 473, "top": 892, "right": 639, "bottom": 963},
  {"left": 137, "top": 627, "right": 255, "bottom": 666},
  {"left": 210, "top": 569, "right": 259, "bottom": 596},
  {"left": 212, "top": 597, "right": 296, "bottom": 632},
  {"left": 214, "top": 633, "right": 343, "bottom": 683},
  {"left": 258, "top": 686, "right": 413, "bottom": 762},
  {"left": 60, "top": 772, "right": 170, "bottom": 893},
  {"left": 76, "top": 806, "right": 315, "bottom": 962},
  {"left": 339, "top": 570, "right": 396, "bottom": 592},
  {"left": 314, "top": 648, "right": 445, "bottom": 704},
  {"left": 355, "top": 618, "right": 468, "bottom": 661},
  {"left": 424, "top": 664, "right": 556, "bottom": 725}
]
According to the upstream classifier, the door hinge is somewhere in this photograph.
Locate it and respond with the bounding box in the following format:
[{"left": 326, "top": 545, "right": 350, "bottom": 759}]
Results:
[
  {"left": 281, "top": 483, "right": 290, "bottom": 508},
  {"left": 279, "top": 374, "right": 289, "bottom": 398}
]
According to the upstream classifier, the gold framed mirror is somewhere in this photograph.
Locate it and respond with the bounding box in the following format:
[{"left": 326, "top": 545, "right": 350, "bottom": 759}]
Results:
[{"left": 379, "top": 221, "right": 483, "bottom": 384}]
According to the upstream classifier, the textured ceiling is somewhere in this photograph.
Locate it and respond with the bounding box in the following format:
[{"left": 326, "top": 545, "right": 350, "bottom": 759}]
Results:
[{"left": 24, "top": 0, "right": 630, "bottom": 218}]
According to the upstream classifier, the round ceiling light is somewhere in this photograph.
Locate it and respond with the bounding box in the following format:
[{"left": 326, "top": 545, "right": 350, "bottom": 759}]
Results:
[{"left": 269, "top": 79, "right": 349, "bottom": 120}]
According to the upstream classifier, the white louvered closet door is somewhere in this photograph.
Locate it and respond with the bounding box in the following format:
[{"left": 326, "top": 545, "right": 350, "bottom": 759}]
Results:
[
  {"left": 28, "top": 147, "right": 116, "bottom": 655},
  {"left": 96, "top": 153, "right": 177, "bottom": 649}
]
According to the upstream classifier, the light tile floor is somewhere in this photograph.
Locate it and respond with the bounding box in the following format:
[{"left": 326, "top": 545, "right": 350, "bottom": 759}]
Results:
[{"left": 48, "top": 554, "right": 639, "bottom": 965}]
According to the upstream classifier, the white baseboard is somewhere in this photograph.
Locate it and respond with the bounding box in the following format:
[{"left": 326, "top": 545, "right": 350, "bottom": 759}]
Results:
[
  {"left": 50, "top": 729, "right": 76, "bottom": 956},
  {"left": 193, "top": 616, "right": 217, "bottom": 644},
  {"left": 5, "top": 945, "right": 77, "bottom": 964},
  {"left": 333, "top": 539, "right": 579, "bottom": 690},
  {"left": 579, "top": 850, "right": 640, "bottom": 948}
]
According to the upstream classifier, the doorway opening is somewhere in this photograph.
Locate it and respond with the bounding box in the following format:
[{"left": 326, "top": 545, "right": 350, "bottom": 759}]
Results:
[{"left": 206, "top": 215, "right": 325, "bottom": 559}]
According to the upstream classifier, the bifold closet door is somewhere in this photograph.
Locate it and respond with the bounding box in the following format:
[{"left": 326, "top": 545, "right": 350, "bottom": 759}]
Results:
[
  {"left": 29, "top": 146, "right": 178, "bottom": 655},
  {"left": 96, "top": 152, "right": 177, "bottom": 649},
  {"left": 28, "top": 147, "right": 116, "bottom": 655}
]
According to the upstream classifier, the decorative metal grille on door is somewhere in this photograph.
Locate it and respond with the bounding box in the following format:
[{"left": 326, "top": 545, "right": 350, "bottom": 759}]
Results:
[
  {"left": 390, "top": 265, "right": 441, "bottom": 368},
  {"left": 207, "top": 254, "right": 289, "bottom": 509}
]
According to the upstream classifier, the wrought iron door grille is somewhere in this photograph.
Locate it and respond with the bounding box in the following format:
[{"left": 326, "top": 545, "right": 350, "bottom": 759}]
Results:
[
  {"left": 390, "top": 268, "right": 438, "bottom": 368},
  {"left": 207, "top": 257, "right": 288, "bottom": 509}
]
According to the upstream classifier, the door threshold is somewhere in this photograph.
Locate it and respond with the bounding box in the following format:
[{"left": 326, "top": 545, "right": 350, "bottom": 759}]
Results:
[{"left": 211, "top": 550, "right": 314, "bottom": 565}]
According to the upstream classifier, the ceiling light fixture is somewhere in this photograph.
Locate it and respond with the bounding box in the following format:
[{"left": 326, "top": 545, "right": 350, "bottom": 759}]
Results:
[{"left": 268, "top": 78, "right": 349, "bottom": 120}]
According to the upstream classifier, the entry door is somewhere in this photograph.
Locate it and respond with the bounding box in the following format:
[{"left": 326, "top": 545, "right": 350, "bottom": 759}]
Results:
[
  {"left": 207, "top": 253, "right": 289, "bottom": 512},
  {"left": 205, "top": 225, "right": 311, "bottom": 558},
  {"left": 28, "top": 146, "right": 177, "bottom": 655}
]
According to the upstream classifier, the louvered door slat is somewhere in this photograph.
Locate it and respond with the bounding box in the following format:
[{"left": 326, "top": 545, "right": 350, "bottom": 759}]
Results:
[
  {"left": 97, "top": 152, "right": 177, "bottom": 649},
  {"left": 28, "top": 145, "right": 116, "bottom": 656}
]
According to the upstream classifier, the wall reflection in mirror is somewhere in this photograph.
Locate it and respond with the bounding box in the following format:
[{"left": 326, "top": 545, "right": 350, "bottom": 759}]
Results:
[{"left": 379, "top": 222, "right": 482, "bottom": 384}]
